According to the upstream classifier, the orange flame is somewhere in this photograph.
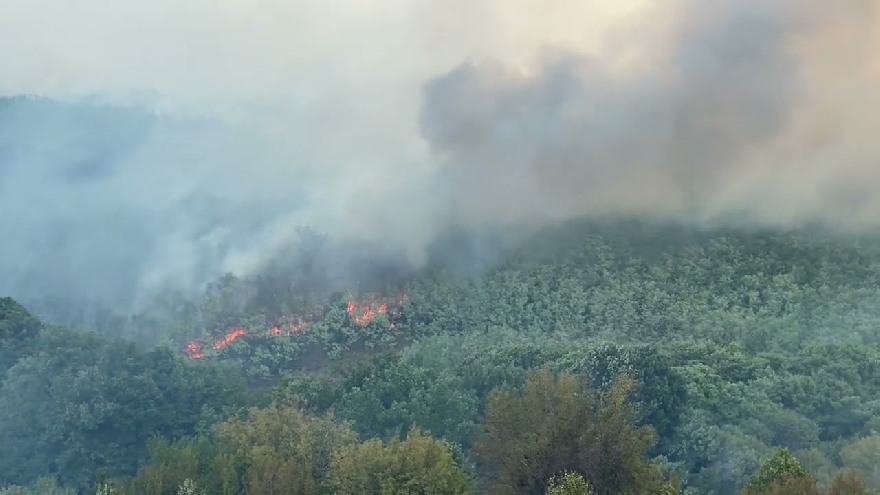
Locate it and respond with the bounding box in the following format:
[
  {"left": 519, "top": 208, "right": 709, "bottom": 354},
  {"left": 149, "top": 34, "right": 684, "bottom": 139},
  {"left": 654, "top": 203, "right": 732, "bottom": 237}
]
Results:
[
  {"left": 185, "top": 327, "right": 249, "bottom": 359},
  {"left": 346, "top": 300, "right": 390, "bottom": 326},
  {"left": 184, "top": 292, "right": 407, "bottom": 359},
  {"left": 215, "top": 328, "right": 248, "bottom": 349},
  {"left": 185, "top": 341, "right": 205, "bottom": 359}
]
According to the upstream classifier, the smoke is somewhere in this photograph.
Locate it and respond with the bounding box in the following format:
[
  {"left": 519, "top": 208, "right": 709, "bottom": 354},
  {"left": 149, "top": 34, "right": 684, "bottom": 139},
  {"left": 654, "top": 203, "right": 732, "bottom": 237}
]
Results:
[
  {"left": 423, "top": 0, "right": 880, "bottom": 229},
  {"left": 0, "top": 0, "right": 879, "bottom": 315}
]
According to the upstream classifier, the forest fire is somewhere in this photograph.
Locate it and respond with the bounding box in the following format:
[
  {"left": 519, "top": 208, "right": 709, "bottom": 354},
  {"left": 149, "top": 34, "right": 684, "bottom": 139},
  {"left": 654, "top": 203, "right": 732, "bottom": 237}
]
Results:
[
  {"left": 346, "top": 300, "right": 388, "bottom": 327},
  {"left": 183, "top": 292, "right": 407, "bottom": 359}
]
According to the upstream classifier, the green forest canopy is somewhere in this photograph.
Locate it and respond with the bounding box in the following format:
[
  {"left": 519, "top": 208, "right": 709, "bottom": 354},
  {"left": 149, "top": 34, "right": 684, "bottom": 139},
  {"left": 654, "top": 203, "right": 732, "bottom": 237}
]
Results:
[{"left": 2, "top": 220, "right": 880, "bottom": 494}]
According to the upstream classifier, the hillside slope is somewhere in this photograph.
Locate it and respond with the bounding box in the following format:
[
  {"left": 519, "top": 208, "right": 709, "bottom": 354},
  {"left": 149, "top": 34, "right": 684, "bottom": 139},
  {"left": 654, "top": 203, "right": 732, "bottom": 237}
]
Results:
[{"left": 3, "top": 222, "right": 880, "bottom": 493}]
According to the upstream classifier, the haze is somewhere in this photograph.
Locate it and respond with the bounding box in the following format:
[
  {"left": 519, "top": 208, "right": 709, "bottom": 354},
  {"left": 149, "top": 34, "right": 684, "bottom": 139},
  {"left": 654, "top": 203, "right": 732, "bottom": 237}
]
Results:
[{"left": 0, "top": 0, "right": 878, "bottom": 315}]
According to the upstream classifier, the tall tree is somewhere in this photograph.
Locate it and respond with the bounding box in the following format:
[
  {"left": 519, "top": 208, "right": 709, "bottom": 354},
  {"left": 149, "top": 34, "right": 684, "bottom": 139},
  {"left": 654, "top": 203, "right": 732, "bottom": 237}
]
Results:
[
  {"left": 473, "top": 368, "right": 674, "bottom": 495},
  {"left": 0, "top": 298, "right": 41, "bottom": 375},
  {"left": 327, "top": 428, "right": 477, "bottom": 495},
  {"left": 742, "top": 449, "right": 819, "bottom": 495}
]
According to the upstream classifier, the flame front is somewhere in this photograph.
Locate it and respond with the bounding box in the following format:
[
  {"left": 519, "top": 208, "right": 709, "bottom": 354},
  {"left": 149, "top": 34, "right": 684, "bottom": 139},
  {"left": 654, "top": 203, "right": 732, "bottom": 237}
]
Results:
[
  {"left": 184, "top": 292, "right": 407, "bottom": 359},
  {"left": 346, "top": 301, "right": 389, "bottom": 327},
  {"left": 185, "top": 327, "right": 249, "bottom": 359}
]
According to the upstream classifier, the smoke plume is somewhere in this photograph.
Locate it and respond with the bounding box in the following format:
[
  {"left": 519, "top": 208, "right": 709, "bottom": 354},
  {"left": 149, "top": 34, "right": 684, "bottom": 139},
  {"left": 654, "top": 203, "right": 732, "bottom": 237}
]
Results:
[
  {"left": 423, "top": 0, "right": 880, "bottom": 229},
  {"left": 0, "top": 0, "right": 878, "bottom": 315}
]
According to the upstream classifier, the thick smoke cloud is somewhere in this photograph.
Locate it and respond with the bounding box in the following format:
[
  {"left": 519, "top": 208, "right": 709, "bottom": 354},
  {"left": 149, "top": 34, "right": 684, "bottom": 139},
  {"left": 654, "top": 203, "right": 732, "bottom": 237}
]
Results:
[
  {"left": 0, "top": 0, "right": 879, "bottom": 316},
  {"left": 423, "top": 0, "right": 880, "bottom": 229}
]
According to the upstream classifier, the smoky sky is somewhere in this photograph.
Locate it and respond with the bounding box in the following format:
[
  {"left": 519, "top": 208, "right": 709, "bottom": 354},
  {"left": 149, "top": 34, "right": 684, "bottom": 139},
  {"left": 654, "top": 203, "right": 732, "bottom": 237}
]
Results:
[
  {"left": 1, "top": 0, "right": 879, "bottom": 315},
  {"left": 423, "top": 0, "right": 880, "bottom": 228}
]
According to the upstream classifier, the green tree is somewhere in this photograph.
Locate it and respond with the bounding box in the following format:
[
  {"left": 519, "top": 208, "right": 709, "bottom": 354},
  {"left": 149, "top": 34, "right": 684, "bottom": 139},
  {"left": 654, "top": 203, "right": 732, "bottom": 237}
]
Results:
[
  {"left": 215, "top": 405, "right": 358, "bottom": 493},
  {"left": 555, "top": 343, "right": 688, "bottom": 449},
  {"left": 545, "top": 472, "right": 593, "bottom": 495},
  {"left": 473, "top": 368, "right": 673, "bottom": 495},
  {"left": 742, "top": 448, "right": 819, "bottom": 495},
  {"left": 121, "top": 405, "right": 358, "bottom": 494},
  {"left": 0, "top": 329, "right": 247, "bottom": 489},
  {"left": 825, "top": 470, "right": 870, "bottom": 495},
  {"left": 0, "top": 298, "right": 41, "bottom": 375},
  {"left": 332, "top": 354, "right": 479, "bottom": 446},
  {"left": 123, "top": 437, "right": 239, "bottom": 495},
  {"left": 0, "top": 477, "right": 75, "bottom": 494},
  {"left": 839, "top": 433, "right": 880, "bottom": 489},
  {"left": 327, "top": 427, "right": 477, "bottom": 494}
]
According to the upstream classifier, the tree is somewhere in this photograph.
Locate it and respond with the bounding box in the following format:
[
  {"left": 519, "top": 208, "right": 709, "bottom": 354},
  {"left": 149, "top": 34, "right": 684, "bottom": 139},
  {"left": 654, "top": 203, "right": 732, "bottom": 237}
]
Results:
[
  {"left": 124, "top": 437, "right": 240, "bottom": 495},
  {"left": 545, "top": 472, "right": 593, "bottom": 495},
  {"left": 839, "top": 433, "right": 880, "bottom": 489},
  {"left": 0, "top": 329, "right": 247, "bottom": 489},
  {"left": 556, "top": 343, "right": 688, "bottom": 449},
  {"left": 0, "top": 298, "right": 41, "bottom": 374},
  {"left": 0, "top": 477, "right": 74, "bottom": 494},
  {"left": 332, "top": 354, "right": 479, "bottom": 446},
  {"left": 742, "top": 449, "right": 819, "bottom": 495},
  {"left": 215, "top": 405, "right": 358, "bottom": 493},
  {"left": 473, "top": 368, "right": 673, "bottom": 495},
  {"left": 326, "top": 427, "right": 477, "bottom": 494},
  {"left": 120, "top": 405, "right": 358, "bottom": 494},
  {"left": 825, "top": 470, "right": 870, "bottom": 495}
]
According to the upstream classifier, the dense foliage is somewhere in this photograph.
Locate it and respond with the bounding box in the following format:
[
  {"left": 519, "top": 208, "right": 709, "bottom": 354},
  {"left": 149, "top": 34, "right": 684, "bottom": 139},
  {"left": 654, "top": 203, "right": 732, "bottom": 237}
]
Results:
[{"left": 3, "top": 220, "right": 880, "bottom": 493}]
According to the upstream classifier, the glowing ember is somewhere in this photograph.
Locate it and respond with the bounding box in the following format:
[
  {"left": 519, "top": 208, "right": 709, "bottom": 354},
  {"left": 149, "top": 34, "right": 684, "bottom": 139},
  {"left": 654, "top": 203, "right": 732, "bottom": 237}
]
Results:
[{"left": 183, "top": 292, "right": 407, "bottom": 359}]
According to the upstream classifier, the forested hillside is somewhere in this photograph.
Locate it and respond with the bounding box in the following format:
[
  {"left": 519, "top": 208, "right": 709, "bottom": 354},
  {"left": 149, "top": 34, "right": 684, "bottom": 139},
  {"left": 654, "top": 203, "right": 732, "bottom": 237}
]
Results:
[{"left": 2, "top": 221, "right": 880, "bottom": 494}]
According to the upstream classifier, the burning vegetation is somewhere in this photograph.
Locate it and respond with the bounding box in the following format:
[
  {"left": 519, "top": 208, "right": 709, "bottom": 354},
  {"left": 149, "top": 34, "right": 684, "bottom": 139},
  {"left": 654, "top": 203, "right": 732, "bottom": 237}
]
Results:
[{"left": 183, "top": 291, "right": 408, "bottom": 359}]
